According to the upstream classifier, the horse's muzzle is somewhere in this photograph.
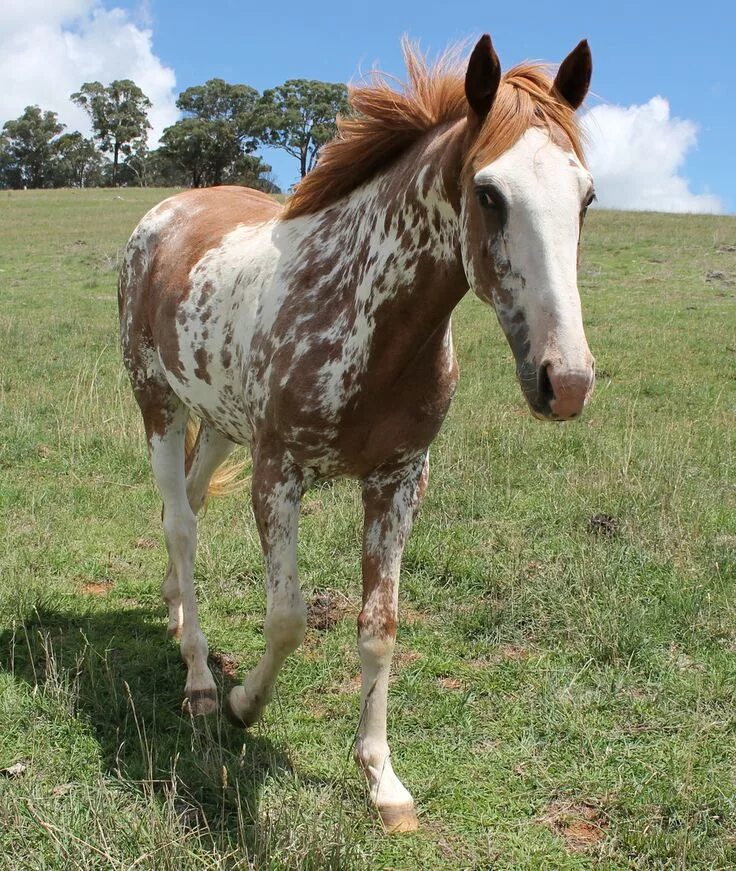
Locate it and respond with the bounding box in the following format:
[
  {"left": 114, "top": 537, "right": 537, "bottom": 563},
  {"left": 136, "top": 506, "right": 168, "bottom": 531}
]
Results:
[{"left": 519, "top": 359, "right": 595, "bottom": 421}]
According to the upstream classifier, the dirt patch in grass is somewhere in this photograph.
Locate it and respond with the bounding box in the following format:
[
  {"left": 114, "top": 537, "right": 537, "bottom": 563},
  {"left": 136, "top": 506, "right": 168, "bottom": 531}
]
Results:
[
  {"left": 209, "top": 651, "right": 239, "bottom": 679},
  {"left": 706, "top": 269, "right": 735, "bottom": 286},
  {"left": 540, "top": 800, "right": 607, "bottom": 853},
  {"left": 335, "top": 673, "right": 362, "bottom": 695},
  {"left": 437, "top": 677, "right": 464, "bottom": 691},
  {"left": 469, "top": 644, "right": 536, "bottom": 669},
  {"left": 587, "top": 513, "right": 619, "bottom": 536},
  {"left": 306, "top": 588, "right": 354, "bottom": 631},
  {"left": 329, "top": 649, "right": 419, "bottom": 695},
  {"left": 399, "top": 607, "right": 428, "bottom": 626},
  {"left": 301, "top": 497, "right": 325, "bottom": 515},
  {"left": 395, "top": 649, "right": 421, "bottom": 669},
  {"left": 491, "top": 643, "right": 533, "bottom": 662},
  {"left": 82, "top": 581, "right": 112, "bottom": 596},
  {"left": 134, "top": 537, "right": 158, "bottom": 549}
]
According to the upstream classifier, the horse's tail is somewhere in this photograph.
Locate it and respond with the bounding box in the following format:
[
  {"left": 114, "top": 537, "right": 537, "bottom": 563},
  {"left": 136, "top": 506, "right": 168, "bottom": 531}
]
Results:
[{"left": 185, "top": 416, "right": 249, "bottom": 499}]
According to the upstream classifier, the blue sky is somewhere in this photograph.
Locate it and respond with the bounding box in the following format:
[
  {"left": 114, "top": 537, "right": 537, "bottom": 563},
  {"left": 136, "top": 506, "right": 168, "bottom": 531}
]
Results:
[
  {"left": 119, "top": 0, "right": 736, "bottom": 212},
  {"left": 2, "top": 0, "right": 734, "bottom": 212}
]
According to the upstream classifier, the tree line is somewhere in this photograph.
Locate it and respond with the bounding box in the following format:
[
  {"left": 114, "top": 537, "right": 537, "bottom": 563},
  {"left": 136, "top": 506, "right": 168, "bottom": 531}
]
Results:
[{"left": 0, "top": 77, "right": 349, "bottom": 193}]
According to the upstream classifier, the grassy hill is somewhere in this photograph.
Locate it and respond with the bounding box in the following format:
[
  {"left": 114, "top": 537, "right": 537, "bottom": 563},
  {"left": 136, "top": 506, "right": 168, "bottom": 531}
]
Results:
[{"left": 0, "top": 187, "right": 735, "bottom": 869}]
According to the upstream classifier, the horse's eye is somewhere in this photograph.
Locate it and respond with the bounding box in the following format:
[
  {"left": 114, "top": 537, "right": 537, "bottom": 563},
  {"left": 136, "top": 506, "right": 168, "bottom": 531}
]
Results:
[
  {"left": 476, "top": 189, "right": 497, "bottom": 210},
  {"left": 582, "top": 191, "right": 597, "bottom": 213}
]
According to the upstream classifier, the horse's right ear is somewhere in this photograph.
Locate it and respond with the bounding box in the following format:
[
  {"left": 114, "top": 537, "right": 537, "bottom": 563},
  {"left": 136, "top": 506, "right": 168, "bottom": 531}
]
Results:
[{"left": 465, "top": 34, "right": 501, "bottom": 125}]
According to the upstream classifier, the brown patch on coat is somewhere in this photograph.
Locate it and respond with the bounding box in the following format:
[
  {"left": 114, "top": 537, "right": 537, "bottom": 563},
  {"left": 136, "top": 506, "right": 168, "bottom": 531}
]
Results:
[
  {"left": 193, "top": 347, "right": 212, "bottom": 384},
  {"left": 253, "top": 163, "right": 465, "bottom": 477}
]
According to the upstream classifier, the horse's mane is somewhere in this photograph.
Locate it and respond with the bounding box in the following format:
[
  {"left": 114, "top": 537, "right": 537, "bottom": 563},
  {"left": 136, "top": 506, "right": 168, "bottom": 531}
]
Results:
[{"left": 283, "top": 40, "right": 585, "bottom": 220}]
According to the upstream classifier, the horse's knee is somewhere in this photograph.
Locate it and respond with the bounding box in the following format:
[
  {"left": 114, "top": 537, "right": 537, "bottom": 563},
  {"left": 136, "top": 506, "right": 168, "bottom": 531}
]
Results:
[
  {"left": 265, "top": 602, "right": 307, "bottom": 654},
  {"left": 162, "top": 508, "right": 196, "bottom": 553},
  {"left": 358, "top": 607, "right": 397, "bottom": 662}
]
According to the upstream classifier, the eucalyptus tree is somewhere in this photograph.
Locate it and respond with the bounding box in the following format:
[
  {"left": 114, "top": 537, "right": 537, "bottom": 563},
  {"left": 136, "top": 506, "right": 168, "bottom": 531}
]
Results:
[
  {"left": 255, "top": 80, "right": 349, "bottom": 178},
  {"left": 71, "top": 79, "right": 151, "bottom": 185},
  {"left": 0, "top": 106, "right": 65, "bottom": 188}
]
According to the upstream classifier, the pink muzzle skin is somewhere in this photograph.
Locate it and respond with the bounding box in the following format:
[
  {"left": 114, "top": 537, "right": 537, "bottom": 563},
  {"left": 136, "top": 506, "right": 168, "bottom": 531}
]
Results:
[{"left": 544, "top": 359, "right": 595, "bottom": 420}]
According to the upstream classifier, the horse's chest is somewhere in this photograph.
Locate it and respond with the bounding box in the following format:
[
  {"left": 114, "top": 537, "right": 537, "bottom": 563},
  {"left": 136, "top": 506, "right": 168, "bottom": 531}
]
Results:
[{"left": 267, "top": 330, "right": 458, "bottom": 476}]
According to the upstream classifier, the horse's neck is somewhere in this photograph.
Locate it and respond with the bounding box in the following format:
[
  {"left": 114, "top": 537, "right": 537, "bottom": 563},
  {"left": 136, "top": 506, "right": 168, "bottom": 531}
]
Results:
[{"left": 282, "top": 122, "right": 468, "bottom": 378}]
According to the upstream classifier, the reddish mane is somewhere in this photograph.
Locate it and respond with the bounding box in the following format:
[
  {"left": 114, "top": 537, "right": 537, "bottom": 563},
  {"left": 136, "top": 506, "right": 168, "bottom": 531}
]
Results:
[{"left": 284, "top": 40, "right": 585, "bottom": 219}]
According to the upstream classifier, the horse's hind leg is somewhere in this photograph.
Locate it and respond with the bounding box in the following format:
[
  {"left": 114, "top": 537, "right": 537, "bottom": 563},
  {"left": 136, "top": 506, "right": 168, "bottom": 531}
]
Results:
[
  {"left": 163, "top": 424, "right": 236, "bottom": 637},
  {"left": 186, "top": 424, "right": 236, "bottom": 514},
  {"left": 227, "top": 445, "right": 307, "bottom": 727},
  {"left": 139, "top": 395, "right": 218, "bottom": 716}
]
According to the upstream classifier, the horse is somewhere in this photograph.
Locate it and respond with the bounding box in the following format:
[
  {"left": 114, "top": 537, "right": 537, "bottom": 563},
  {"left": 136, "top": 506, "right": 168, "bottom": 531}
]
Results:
[{"left": 118, "top": 34, "right": 596, "bottom": 833}]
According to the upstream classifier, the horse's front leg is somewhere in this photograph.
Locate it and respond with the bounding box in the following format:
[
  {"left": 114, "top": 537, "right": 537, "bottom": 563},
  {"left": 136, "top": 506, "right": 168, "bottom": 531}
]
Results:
[
  {"left": 227, "top": 447, "right": 307, "bottom": 727},
  {"left": 357, "top": 452, "right": 429, "bottom": 834}
]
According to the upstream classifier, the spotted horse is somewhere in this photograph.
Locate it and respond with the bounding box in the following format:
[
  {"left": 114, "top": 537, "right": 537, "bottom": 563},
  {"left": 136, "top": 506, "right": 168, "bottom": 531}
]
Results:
[{"left": 119, "top": 34, "right": 596, "bottom": 832}]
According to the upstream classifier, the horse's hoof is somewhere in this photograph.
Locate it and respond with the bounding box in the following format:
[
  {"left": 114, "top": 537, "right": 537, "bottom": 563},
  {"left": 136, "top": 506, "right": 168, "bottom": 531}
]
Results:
[
  {"left": 225, "top": 686, "right": 262, "bottom": 729},
  {"left": 378, "top": 803, "right": 419, "bottom": 834},
  {"left": 183, "top": 687, "right": 218, "bottom": 716}
]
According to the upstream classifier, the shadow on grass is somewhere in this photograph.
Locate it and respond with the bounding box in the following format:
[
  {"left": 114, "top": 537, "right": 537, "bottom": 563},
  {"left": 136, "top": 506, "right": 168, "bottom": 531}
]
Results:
[{"left": 0, "top": 601, "right": 312, "bottom": 859}]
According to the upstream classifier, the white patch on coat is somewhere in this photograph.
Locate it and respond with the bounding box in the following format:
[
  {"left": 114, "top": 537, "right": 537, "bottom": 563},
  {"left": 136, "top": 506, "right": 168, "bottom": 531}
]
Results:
[{"left": 162, "top": 221, "right": 280, "bottom": 442}]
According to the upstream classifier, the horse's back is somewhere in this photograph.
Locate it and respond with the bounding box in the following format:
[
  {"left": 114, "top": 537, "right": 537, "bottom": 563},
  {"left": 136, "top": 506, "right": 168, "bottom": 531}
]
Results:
[
  {"left": 119, "top": 186, "right": 283, "bottom": 444},
  {"left": 127, "top": 185, "right": 280, "bottom": 278}
]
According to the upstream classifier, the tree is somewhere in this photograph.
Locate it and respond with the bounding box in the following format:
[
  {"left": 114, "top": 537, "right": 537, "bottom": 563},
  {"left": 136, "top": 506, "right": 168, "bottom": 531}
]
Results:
[
  {"left": 230, "top": 153, "right": 277, "bottom": 192},
  {"left": 140, "top": 148, "right": 191, "bottom": 187},
  {"left": 177, "top": 78, "right": 259, "bottom": 141},
  {"left": 158, "top": 78, "right": 269, "bottom": 188},
  {"left": 0, "top": 106, "right": 65, "bottom": 188},
  {"left": 159, "top": 117, "right": 238, "bottom": 188},
  {"left": 71, "top": 79, "right": 151, "bottom": 185},
  {"left": 118, "top": 142, "right": 151, "bottom": 188},
  {"left": 53, "top": 132, "right": 102, "bottom": 188},
  {"left": 255, "top": 80, "right": 349, "bottom": 178},
  {"left": 0, "top": 135, "right": 13, "bottom": 189}
]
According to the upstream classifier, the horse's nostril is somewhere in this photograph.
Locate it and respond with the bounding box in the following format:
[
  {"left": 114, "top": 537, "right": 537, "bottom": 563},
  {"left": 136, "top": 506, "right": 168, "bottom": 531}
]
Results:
[{"left": 539, "top": 363, "right": 555, "bottom": 405}]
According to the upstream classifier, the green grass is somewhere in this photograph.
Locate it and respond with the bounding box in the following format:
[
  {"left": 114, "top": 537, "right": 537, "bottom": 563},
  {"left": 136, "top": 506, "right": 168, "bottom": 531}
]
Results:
[{"left": 0, "top": 187, "right": 735, "bottom": 869}]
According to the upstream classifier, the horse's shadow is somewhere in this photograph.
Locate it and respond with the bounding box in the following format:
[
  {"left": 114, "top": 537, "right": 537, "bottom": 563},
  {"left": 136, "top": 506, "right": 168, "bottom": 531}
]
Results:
[{"left": 0, "top": 601, "right": 299, "bottom": 856}]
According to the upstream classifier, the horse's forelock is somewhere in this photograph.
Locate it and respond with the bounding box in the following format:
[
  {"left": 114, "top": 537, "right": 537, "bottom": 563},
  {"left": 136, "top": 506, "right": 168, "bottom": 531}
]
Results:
[{"left": 465, "top": 65, "right": 586, "bottom": 175}]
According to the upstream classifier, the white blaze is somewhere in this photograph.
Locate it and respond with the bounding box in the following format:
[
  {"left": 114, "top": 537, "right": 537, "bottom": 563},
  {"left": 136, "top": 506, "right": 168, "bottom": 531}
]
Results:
[{"left": 474, "top": 127, "right": 593, "bottom": 371}]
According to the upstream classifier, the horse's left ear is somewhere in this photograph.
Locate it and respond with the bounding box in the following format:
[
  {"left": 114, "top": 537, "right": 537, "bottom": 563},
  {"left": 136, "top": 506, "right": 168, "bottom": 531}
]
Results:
[
  {"left": 465, "top": 34, "right": 502, "bottom": 124},
  {"left": 552, "top": 40, "right": 592, "bottom": 110}
]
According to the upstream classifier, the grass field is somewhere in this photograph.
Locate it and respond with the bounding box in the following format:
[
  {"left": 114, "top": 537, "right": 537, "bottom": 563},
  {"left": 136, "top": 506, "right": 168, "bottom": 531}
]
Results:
[{"left": 0, "top": 187, "right": 735, "bottom": 870}]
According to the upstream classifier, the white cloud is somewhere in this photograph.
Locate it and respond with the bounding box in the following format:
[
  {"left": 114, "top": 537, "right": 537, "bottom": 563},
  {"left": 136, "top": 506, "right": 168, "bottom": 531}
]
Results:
[
  {"left": 583, "top": 97, "right": 723, "bottom": 214},
  {"left": 0, "top": 0, "right": 178, "bottom": 145}
]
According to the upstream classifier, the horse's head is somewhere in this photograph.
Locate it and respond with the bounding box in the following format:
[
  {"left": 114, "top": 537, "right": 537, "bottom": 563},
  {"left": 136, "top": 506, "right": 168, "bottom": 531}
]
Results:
[{"left": 459, "top": 36, "right": 595, "bottom": 421}]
